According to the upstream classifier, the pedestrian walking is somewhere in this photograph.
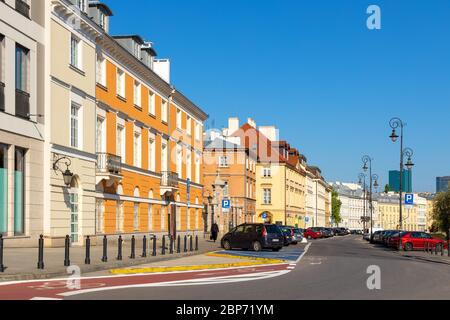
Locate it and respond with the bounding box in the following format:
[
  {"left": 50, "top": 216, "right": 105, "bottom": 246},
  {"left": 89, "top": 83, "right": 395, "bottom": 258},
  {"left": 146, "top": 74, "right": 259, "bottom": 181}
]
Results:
[{"left": 211, "top": 223, "right": 219, "bottom": 243}]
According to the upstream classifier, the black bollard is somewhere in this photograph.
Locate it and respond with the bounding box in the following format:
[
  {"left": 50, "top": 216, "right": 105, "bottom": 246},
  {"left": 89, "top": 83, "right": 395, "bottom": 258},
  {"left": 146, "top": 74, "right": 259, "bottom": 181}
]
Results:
[
  {"left": 195, "top": 235, "right": 199, "bottom": 251},
  {"left": 101, "top": 235, "right": 108, "bottom": 262},
  {"left": 435, "top": 244, "right": 438, "bottom": 255},
  {"left": 117, "top": 235, "right": 123, "bottom": 260},
  {"left": 189, "top": 235, "right": 193, "bottom": 252},
  {"left": 161, "top": 236, "right": 166, "bottom": 255},
  {"left": 85, "top": 236, "right": 91, "bottom": 265},
  {"left": 170, "top": 236, "right": 174, "bottom": 254},
  {"left": 184, "top": 235, "right": 187, "bottom": 253},
  {"left": 64, "top": 235, "right": 70, "bottom": 267},
  {"left": 130, "top": 235, "right": 136, "bottom": 259},
  {"left": 152, "top": 236, "right": 157, "bottom": 256},
  {"left": 0, "top": 235, "right": 5, "bottom": 272},
  {"left": 177, "top": 235, "right": 181, "bottom": 253},
  {"left": 37, "top": 235, "right": 44, "bottom": 269},
  {"left": 142, "top": 236, "right": 147, "bottom": 258},
  {"left": 441, "top": 243, "right": 444, "bottom": 256}
]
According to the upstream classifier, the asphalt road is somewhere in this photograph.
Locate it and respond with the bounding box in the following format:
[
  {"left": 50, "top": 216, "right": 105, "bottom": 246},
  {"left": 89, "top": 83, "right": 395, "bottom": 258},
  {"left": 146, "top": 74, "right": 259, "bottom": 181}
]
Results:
[{"left": 66, "top": 235, "right": 450, "bottom": 300}]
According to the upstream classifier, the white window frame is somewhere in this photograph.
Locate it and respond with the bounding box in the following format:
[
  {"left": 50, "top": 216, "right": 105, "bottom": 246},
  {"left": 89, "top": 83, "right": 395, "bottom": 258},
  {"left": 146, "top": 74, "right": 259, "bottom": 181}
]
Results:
[
  {"left": 195, "top": 152, "right": 201, "bottom": 183},
  {"left": 134, "top": 131, "right": 142, "bottom": 168},
  {"left": 186, "top": 149, "right": 192, "bottom": 181},
  {"left": 70, "top": 102, "right": 81, "bottom": 149},
  {"left": 194, "top": 122, "right": 201, "bottom": 141},
  {"left": 116, "top": 68, "right": 125, "bottom": 98},
  {"left": 116, "top": 124, "right": 125, "bottom": 162},
  {"left": 161, "top": 99, "right": 168, "bottom": 122},
  {"left": 134, "top": 80, "right": 141, "bottom": 107},
  {"left": 148, "top": 91, "right": 155, "bottom": 116},
  {"left": 70, "top": 35, "right": 82, "bottom": 70},
  {"left": 263, "top": 188, "right": 272, "bottom": 205},
  {"left": 133, "top": 203, "right": 139, "bottom": 232},
  {"left": 186, "top": 115, "right": 192, "bottom": 136},
  {"left": 96, "top": 53, "right": 106, "bottom": 86},
  {"left": 176, "top": 143, "right": 182, "bottom": 178},
  {"left": 77, "top": 0, "right": 87, "bottom": 12},
  {"left": 176, "top": 109, "right": 182, "bottom": 130},
  {"left": 148, "top": 137, "right": 155, "bottom": 172},
  {"left": 96, "top": 116, "right": 106, "bottom": 153}
]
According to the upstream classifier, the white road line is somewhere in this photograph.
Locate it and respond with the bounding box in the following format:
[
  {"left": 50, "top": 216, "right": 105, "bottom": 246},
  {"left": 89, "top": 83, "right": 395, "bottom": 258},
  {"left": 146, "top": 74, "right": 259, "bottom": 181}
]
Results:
[
  {"left": 294, "top": 243, "right": 312, "bottom": 264},
  {"left": 58, "top": 270, "right": 292, "bottom": 297},
  {"left": 30, "top": 297, "right": 62, "bottom": 300}
]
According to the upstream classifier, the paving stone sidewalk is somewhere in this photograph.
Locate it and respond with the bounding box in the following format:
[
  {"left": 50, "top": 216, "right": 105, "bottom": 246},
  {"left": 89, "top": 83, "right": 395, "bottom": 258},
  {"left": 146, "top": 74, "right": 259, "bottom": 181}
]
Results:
[{"left": 0, "top": 237, "right": 222, "bottom": 282}]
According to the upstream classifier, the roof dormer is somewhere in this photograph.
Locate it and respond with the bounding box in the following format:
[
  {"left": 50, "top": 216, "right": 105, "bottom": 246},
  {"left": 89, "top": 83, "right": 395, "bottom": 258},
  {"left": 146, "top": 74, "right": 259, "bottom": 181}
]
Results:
[
  {"left": 113, "top": 35, "right": 145, "bottom": 60},
  {"left": 141, "top": 42, "right": 157, "bottom": 70},
  {"left": 88, "top": 1, "right": 113, "bottom": 33}
]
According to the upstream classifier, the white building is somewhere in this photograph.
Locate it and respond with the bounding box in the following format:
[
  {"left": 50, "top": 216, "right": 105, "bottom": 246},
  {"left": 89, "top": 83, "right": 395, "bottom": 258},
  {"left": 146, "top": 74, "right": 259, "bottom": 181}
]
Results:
[{"left": 331, "top": 182, "right": 380, "bottom": 231}]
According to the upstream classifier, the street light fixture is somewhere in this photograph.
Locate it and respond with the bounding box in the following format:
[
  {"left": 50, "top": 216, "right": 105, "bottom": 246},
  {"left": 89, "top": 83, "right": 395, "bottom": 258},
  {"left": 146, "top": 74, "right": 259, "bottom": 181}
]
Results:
[
  {"left": 358, "top": 173, "right": 368, "bottom": 233},
  {"left": 53, "top": 155, "right": 74, "bottom": 187},
  {"left": 362, "top": 156, "right": 379, "bottom": 243},
  {"left": 389, "top": 118, "right": 415, "bottom": 251}
]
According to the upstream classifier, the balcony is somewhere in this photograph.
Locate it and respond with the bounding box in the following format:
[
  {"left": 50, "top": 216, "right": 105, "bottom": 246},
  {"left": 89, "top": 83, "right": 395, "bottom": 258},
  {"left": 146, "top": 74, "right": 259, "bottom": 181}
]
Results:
[
  {"left": 160, "top": 171, "right": 179, "bottom": 197},
  {"left": 0, "top": 82, "right": 4, "bottom": 112},
  {"left": 96, "top": 153, "right": 122, "bottom": 186},
  {"left": 15, "top": 89, "right": 30, "bottom": 119},
  {"left": 15, "top": 0, "right": 30, "bottom": 18}
]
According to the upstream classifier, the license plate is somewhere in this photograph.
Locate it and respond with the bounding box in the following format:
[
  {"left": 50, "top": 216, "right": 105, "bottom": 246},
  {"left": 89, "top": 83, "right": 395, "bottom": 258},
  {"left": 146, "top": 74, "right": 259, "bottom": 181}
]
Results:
[{"left": 272, "top": 239, "right": 279, "bottom": 242}]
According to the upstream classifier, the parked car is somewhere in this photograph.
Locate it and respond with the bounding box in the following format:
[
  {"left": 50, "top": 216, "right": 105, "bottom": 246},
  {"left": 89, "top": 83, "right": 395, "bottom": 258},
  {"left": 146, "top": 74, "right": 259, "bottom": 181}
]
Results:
[
  {"left": 381, "top": 230, "right": 398, "bottom": 245},
  {"left": 372, "top": 230, "right": 384, "bottom": 243},
  {"left": 389, "top": 231, "right": 448, "bottom": 251},
  {"left": 333, "top": 228, "right": 348, "bottom": 236},
  {"left": 321, "top": 228, "right": 334, "bottom": 238},
  {"left": 279, "top": 226, "right": 296, "bottom": 246},
  {"left": 304, "top": 228, "right": 323, "bottom": 239},
  {"left": 221, "top": 223, "right": 284, "bottom": 252},
  {"left": 293, "top": 228, "right": 304, "bottom": 244}
]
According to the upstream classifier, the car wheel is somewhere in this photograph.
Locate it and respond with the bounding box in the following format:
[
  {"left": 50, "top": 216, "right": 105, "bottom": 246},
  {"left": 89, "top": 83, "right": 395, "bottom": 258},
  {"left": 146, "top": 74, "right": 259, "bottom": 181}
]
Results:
[
  {"left": 253, "top": 241, "right": 262, "bottom": 252},
  {"left": 223, "top": 240, "right": 232, "bottom": 251},
  {"left": 404, "top": 242, "right": 413, "bottom": 251}
]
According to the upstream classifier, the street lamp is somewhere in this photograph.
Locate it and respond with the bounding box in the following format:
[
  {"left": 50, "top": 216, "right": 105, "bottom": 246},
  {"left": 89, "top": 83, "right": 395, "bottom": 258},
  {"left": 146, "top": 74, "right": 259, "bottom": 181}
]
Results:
[
  {"left": 358, "top": 173, "right": 367, "bottom": 234},
  {"left": 389, "top": 117, "right": 415, "bottom": 251},
  {"left": 362, "top": 156, "right": 379, "bottom": 243},
  {"left": 53, "top": 155, "right": 74, "bottom": 187}
]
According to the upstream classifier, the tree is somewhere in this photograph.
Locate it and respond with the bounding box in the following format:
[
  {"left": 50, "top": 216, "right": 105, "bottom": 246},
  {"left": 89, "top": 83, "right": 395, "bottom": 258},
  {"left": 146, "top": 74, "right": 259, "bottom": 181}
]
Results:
[
  {"left": 384, "top": 184, "right": 390, "bottom": 194},
  {"left": 432, "top": 190, "right": 450, "bottom": 241},
  {"left": 331, "top": 189, "right": 342, "bottom": 227}
]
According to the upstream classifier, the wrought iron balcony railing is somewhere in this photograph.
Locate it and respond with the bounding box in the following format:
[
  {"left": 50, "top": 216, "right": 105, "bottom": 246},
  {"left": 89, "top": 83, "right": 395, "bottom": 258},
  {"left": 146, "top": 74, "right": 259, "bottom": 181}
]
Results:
[
  {"left": 97, "top": 153, "right": 122, "bottom": 175},
  {"left": 15, "top": 89, "right": 30, "bottom": 119},
  {"left": 161, "top": 171, "right": 179, "bottom": 188}
]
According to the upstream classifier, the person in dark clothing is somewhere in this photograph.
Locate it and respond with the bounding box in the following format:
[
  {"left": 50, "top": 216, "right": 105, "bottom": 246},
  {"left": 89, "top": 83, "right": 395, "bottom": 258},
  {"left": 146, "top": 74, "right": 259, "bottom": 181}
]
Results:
[{"left": 211, "top": 223, "right": 219, "bottom": 242}]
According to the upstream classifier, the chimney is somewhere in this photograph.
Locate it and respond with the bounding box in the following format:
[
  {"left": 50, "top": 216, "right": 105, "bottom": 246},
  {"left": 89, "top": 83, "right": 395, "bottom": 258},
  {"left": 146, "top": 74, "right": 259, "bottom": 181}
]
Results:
[
  {"left": 259, "top": 126, "right": 278, "bottom": 142},
  {"left": 153, "top": 59, "right": 171, "bottom": 83},
  {"left": 247, "top": 118, "right": 256, "bottom": 128},
  {"left": 228, "top": 117, "right": 239, "bottom": 135}
]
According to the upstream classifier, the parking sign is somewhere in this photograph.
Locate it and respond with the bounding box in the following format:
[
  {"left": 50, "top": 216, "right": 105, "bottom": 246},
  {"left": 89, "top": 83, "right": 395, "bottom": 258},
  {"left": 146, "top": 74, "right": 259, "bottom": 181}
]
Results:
[
  {"left": 405, "top": 194, "right": 414, "bottom": 205},
  {"left": 222, "top": 199, "right": 230, "bottom": 213}
]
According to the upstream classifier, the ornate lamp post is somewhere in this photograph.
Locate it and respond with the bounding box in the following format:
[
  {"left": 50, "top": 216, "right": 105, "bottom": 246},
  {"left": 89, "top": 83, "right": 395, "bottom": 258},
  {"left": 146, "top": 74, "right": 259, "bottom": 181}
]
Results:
[
  {"left": 362, "top": 156, "right": 379, "bottom": 243},
  {"left": 389, "top": 118, "right": 415, "bottom": 251},
  {"left": 358, "top": 173, "right": 367, "bottom": 234}
]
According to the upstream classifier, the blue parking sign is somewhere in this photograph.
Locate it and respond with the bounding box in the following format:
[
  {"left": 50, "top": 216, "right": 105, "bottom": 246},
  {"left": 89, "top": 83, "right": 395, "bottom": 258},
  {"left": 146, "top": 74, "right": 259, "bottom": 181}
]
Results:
[
  {"left": 222, "top": 199, "right": 230, "bottom": 209},
  {"left": 405, "top": 194, "right": 414, "bottom": 205}
]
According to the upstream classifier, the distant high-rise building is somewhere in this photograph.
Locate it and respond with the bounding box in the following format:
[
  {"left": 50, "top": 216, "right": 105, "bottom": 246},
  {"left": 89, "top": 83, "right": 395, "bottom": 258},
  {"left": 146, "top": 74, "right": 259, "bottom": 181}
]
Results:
[
  {"left": 389, "top": 170, "right": 412, "bottom": 193},
  {"left": 436, "top": 177, "right": 450, "bottom": 193}
]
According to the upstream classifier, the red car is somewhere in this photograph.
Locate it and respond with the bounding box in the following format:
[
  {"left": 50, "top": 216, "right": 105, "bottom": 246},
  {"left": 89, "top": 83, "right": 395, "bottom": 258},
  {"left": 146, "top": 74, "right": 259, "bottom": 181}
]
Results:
[
  {"left": 389, "top": 231, "right": 447, "bottom": 251},
  {"left": 304, "top": 228, "right": 322, "bottom": 240}
]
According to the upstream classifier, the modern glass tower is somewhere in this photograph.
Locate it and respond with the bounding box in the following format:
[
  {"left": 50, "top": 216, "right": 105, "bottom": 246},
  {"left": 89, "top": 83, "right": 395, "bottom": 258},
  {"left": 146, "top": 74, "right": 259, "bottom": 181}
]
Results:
[{"left": 436, "top": 177, "right": 450, "bottom": 193}]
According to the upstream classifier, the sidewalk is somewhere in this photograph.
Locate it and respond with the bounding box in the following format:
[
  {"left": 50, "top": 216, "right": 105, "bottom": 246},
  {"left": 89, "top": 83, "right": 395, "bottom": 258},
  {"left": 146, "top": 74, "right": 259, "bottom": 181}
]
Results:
[
  {"left": 400, "top": 249, "right": 450, "bottom": 266},
  {"left": 0, "top": 237, "right": 222, "bottom": 282}
]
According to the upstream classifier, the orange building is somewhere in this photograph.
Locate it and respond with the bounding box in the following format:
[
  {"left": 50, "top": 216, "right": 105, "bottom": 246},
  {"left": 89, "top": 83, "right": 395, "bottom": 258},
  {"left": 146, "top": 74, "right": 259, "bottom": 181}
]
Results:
[{"left": 89, "top": 3, "right": 208, "bottom": 240}]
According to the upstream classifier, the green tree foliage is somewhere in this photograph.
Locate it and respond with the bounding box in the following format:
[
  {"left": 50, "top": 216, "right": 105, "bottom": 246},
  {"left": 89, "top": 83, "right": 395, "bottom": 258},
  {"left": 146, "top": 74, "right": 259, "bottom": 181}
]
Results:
[
  {"left": 384, "top": 184, "right": 390, "bottom": 194},
  {"left": 331, "top": 189, "right": 342, "bottom": 226},
  {"left": 432, "top": 190, "right": 450, "bottom": 240}
]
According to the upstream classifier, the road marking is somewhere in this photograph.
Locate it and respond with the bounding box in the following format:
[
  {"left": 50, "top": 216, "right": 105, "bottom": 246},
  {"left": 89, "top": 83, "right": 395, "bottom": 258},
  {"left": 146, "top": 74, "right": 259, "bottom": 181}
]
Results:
[
  {"left": 30, "top": 297, "right": 62, "bottom": 300},
  {"left": 295, "top": 243, "right": 312, "bottom": 264},
  {"left": 287, "top": 267, "right": 295, "bottom": 270},
  {"left": 58, "top": 270, "right": 292, "bottom": 297}
]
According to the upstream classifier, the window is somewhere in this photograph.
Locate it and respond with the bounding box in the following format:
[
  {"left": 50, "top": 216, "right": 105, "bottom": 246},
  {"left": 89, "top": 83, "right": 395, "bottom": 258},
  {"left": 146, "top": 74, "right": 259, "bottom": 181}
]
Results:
[
  {"left": 15, "top": 44, "right": 28, "bottom": 92},
  {"left": 14, "top": 148, "right": 25, "bottom": 235},
  {"left": 195, "top": 152, "right": 200, "bottom": 183},
  {"left": 116, "top": 202, "right": 123, "bottom": 233},
  {"left": 263, "top": 167, "right": 272, "bottom": 177},
  {"left": 176, "top": 144, "right": 182, "bottom": 177},
  {"left": 116, "top": 125, "right": 125, "bottom": 161},
  {"left": 186, "top": 150, "right": 191, "bottom": 181},
  {"left": 148, "top": 138, "right": 155, "bottom": 172},
  {"left": 134, "top": 203, "right": 139, "bottom": 231},
  {"left": 194, "top": 122, "right": 200, "bottom": 141},
  {"left": 70, "top": 35, "right": 82, "bottom": 70},
  {"left": 134, "top": 81, "right": 141, "bottom": 107},
  {"left": 161, "top": 99, "right": 168, "bottom": 122},
  {"left": 70, "top": 186, "right": 79, "bottom": 243},
  {"left": 134, "top": 131, "right": 141, "bottom": 167},
  {"left": 186, "top": 116, "right": 192, "bottom": 135},
  {"left": 0, "top": 144, "right": 7, "bottom": 235},
  {"left": 116, "top": 68, "right": 125, "bottom": 98},
  {"left": 263, "top": 188, "right": 272, "bottom": 204},
  {"left": 161, "top": 140, "right": 168, "bottom": 172},
  {"left": 148, "top": 203, "right": 153, "bottom": 231},
  {"left": 219, "top": 156, "right": 229, "bottom": 167},
  {"left": 96, "top": 54, "right": 106, "bottom": 86},
  {"left": 96, "top": 116, "right": 105, "bottom": 153},
  {"left": 99, "top": 11, "right": 106, "bottom": 29},
  {"left": 70, "top": 102, "right": 81, "bottom": 148},
  {"left": 176, "top": 109, "right": 182, "bottom": 129},
  {"left": 76, "top": 0, "right": 86, "bottom": 12},
  {"left": 148, "top": 91, "right": 155, "bottom": 115}
]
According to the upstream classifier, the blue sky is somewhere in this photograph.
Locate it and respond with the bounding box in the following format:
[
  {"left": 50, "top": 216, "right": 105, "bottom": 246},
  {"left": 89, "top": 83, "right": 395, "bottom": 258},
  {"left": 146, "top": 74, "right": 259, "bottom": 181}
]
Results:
[{"left": 104, "top": 0, "right": 450, "bottom": 192}]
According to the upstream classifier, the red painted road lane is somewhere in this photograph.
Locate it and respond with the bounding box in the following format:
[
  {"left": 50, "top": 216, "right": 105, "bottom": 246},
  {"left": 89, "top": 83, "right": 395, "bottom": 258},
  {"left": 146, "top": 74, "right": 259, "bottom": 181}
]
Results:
[{"left": 0, "top": 263, "right": 289, "bottom": 300}]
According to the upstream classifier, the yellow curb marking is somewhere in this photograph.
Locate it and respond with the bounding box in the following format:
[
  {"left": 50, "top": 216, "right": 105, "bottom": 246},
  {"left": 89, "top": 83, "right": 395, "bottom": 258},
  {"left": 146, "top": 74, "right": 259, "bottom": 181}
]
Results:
[{"left": 109, "top": 252, "right": 286, "bottom": 275}]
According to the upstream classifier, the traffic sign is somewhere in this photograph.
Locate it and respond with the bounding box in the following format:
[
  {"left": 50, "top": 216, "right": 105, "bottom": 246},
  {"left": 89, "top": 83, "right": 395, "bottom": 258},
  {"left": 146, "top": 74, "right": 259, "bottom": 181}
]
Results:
[
  {"left": 405, "top": 194, "right": 414, "bottom": 205},
  {"left": 305, "top": 217, "right": 310, "bottom": 223},
  {"left": 262, "top": 213, "right": 268, "bottom": 220},
  {"left": 222, "top": 199, "right": 230, "bottom": 213}
]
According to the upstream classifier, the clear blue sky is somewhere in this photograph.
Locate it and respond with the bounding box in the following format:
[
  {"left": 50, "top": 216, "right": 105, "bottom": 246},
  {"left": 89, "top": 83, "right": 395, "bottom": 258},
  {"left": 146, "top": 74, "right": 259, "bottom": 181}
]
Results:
[{"left": 104, "top": 0, "right": 450, "bottom": 192}]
